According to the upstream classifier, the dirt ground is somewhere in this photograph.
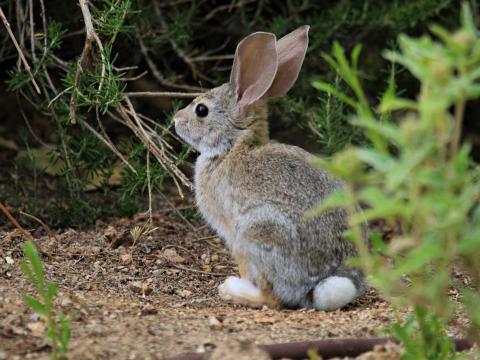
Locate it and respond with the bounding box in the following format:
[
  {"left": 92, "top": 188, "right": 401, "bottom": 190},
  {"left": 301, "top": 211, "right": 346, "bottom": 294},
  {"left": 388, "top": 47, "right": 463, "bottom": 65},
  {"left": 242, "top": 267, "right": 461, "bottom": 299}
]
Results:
[{"left": 0, "top": 195, "right": 473, "bottom": 360}]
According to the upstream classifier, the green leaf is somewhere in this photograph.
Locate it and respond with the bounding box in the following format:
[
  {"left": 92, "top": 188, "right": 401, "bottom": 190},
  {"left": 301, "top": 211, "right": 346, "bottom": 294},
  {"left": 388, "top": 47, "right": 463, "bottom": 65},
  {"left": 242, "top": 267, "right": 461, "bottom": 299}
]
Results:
[
  {"left": 350, "top": 117, "right": 402, "bottom": 145},
  {"left": 59, "top": 313, "right": 71, "bottom": 353},
  {"left": 351, "top": 44, "right": 363, "bottom": 70},
  {"left": 46, "top": 283, "right": 58, "bottom": 301},
  {"left": 466, "top": 84, "right": 480, "bottom": 98},
  {"left": 46, "top": 324, "right": 57, "bottom": 342},
  {"left": 369, "top": 230, "right": 389, "bottom": 253},
  {"left": 356, "top": 149, "right": 394, "bottom": 172},
  {"left": 22, "top": 294, "right": 46, "bottom": 315},
  {"left": 20, "top": 260, "right": 36, "bottom": 284},
  {"left": 313, "top": 150, "right": 364, "bottom": 180},
  {"left": 321, "top": 52, "right": 339, "bottom": 73},
  {"left": 383, "top": 40, "right": 427, "bottom": 81},
  {"left": 458, "top": 229, "right": 480, "bottom": 253},
  {"left": 22, "top": 241, "right": 45, "bottom": 289},
  {"left": 358, "top": 187, "right": 390, "bottom": 206},
  {"left": 386, "top": 144, "right": 433, "bottom": 191},
  {"left": 379, "top": 97, "right": 418, "bottom": 113},
  {"left": 312, "top": 81, "right": 357, "bottom": 108},
  {"left": 352, "top": 201, "right": 408, "bottom": 222},
  {"left": 461, "top": 2, "right": 476, "bottom": 35},
  {"left": 429, "top": 24, "right": 465, "bottom": 56},
  {"left": 392, "top": 242, "right": 442, "bottom": 277},
  {"left": 453, "top": 144, "right": 471, "bottom": 174},
  {"left": 305, "top": 190, "right": 349, "bottom": 219}
]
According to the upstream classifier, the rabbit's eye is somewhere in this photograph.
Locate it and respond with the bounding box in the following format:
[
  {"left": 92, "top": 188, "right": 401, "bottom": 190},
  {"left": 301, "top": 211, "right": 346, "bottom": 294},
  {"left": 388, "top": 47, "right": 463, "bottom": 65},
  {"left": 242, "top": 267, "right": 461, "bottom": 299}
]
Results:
[{"left": 194, "top": 103, "right": 209, "bottom": 118}]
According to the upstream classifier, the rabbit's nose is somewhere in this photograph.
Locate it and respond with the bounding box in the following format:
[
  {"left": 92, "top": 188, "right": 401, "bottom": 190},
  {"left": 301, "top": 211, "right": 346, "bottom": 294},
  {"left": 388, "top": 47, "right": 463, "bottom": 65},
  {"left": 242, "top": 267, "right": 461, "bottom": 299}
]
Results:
[
  {"left": 174, "top": 108, "right": 188, "bottom": 125},
  {"left": 173, "top": 115, "right": 184, "bottom": 126}
]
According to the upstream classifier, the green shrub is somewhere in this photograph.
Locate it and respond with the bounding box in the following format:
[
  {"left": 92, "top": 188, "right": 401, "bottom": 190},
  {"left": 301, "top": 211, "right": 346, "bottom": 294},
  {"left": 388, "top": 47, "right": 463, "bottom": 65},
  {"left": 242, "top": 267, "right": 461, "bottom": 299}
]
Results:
[
  {"left": 1, "top": 0, "right": 463, "bottom": 226},
  {"left": 312, "top": 3, "right": 480, "bottom": 356}
]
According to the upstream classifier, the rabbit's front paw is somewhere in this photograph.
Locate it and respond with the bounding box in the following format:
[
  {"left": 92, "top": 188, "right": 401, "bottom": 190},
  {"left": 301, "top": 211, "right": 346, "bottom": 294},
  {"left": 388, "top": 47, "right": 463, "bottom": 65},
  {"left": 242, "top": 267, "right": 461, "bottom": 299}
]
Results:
[{"left": 218, "top": 276, "right": 262, "bottom": 304}]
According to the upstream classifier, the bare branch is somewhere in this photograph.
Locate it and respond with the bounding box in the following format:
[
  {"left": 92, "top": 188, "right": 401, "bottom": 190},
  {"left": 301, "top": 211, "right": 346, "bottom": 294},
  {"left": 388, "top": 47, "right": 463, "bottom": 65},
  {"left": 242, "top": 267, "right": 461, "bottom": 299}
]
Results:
[
  {"left": 19, "top": 210, "right": 59, "bottom": 242},
  {"left": 121, "top": 70, "right": 148, "bottom": 82},
  {"left": 0, "top": 202, "right": 49, "bottom": 257},
  {"left": 0, "top": 4, "right": 41, "bottom": 94},
  {"left": 113, "top": 65, "right": 139, "bottom": 72},
  {"left": 47, "top": 86, "right": 72, "bottom": 108},
  {"left": 70, "top": 0, "right": 106, "bottom": 124},
  {"left": 205, "top": 0, "right": 255, "bottom": 21},
  {"left": 39, "top": 0, "right": 48, "bottom": 56},
  {"left": 16, "top": 92, "right": 48, "bottom": 146},
  {"left": 124, "top": 91, "right": 203, "bottom": 98},
  {"left": 15, "top": 0, "right": 27, "bottom": 50},
  {"left": 146, "top": 146, "right": 153, "bottom": 222},
  {"left": 38, "top": 0, "right": 59, "bottom": 94},
  {"left": 115, "top": 97, "right": 193, "bottom": 196},
  {"left": 27, "top": 0, "right": 36, "bottom": 62},
  {"left": 190, "top": 54, "right": 234, "bottom": 62},
  {"left": 152, "top": 2, "right": 201, "bottom": 80},
  {"left": 79, "top": 116, "right": 137, "bottom": 174},
  {"left": 137, "top": 34, "right": 205, "bottom": 92}
]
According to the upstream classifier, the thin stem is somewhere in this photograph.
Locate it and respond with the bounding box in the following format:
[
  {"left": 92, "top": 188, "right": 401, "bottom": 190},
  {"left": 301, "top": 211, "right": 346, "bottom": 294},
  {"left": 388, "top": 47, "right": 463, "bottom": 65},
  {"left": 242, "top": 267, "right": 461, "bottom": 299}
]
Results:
[
  {"left": 450, "top": 98, "right": 466, "bottom": 157},
  {"left": 70, "top": 0, "right": 105, "bottom": 124},
  {"left": 124, "top": 91, "right": 203, "bottom": 98},
  {"left": 345, "top": 185, "right": 372, "bottom": 272},
  {"left": 0, "top": 202, "right": 49, "bottom": 257},
  {"left": 0, "top": 4, "right": 41, "bottom": 94},
  {"left": 146, "top": 146, "right": 153, "bottom": 223},
  {"left": 0, "top": 201, "right": 33, "bottom": 241}
]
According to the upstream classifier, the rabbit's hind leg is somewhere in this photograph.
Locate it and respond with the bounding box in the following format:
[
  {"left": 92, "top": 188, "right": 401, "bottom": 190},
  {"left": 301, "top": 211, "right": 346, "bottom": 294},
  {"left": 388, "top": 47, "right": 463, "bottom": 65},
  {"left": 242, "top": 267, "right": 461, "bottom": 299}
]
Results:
[{"left": 218, "top": 276, "right": 280, "bottom": 308}]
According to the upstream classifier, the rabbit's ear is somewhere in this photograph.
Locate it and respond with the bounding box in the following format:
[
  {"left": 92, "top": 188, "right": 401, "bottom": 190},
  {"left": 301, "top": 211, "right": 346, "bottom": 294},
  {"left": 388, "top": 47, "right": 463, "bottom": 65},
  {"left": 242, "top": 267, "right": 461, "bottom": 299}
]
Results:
[
  {"left": 263, "top": 25, "right": 309, "bottom": 99},
  {"left": 230, "top": 32, "right": 278, "bottom": 113}
]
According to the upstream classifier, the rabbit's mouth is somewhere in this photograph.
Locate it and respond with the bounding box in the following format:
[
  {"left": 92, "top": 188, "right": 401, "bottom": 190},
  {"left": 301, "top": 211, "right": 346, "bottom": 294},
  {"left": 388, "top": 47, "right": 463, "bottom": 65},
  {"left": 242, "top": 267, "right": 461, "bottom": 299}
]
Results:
[
  {"left": 174, "top": 115, "right": 202, "bottom": 152},
  {"left": 173, "top": 117, "right": 190, "bottom": 144}
]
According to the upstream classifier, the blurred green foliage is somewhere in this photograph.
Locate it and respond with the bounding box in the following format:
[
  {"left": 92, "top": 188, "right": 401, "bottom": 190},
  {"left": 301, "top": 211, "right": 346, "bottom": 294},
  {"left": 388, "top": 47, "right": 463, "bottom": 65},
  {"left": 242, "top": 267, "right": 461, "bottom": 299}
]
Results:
[{"left": 313, "top": 3, "right": 480, "bottom": 356}]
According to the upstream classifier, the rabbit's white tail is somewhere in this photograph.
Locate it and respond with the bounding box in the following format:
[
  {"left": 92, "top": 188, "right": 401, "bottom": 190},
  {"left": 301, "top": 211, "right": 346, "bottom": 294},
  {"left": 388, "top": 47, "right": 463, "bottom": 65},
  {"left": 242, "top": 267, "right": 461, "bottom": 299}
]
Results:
[{"left": 313, "top": 276, "right": 358, "bottom": 311}]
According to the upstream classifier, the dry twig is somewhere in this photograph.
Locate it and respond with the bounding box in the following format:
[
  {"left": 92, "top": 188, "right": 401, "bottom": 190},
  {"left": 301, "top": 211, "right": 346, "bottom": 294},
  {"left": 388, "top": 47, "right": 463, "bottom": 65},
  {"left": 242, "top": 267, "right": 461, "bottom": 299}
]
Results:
[
  {"left": 124, "top": 91, "right": 203, "bottom": 98},
  {"left": 0, "top": 202, "right": 33, "bottom": 241},
  {"left": 16, "top": 92, "right": 48, "bottom": 146},
  {"left": 146, "top": 145, "right": 153, "bottom": 222},
  {"left": 157, "top": 191, "right": 197, "bottom": 233},
  {"left": 79, "top": 116, "right": 137, "bottom": 174},
  {"left": 0, "top": 202, "right": 49, "bottom": 257},
  {"left": 137, "top": 34, "right": 204, "bottom": 92},
  {"left": 205, "top": 0, "right": 256, "bottom": 21},
  {"left": 115, "top": 98, "right": 193, "bottom": 196},
  {"left": 27, "top": 0, "right": 36, "bottom": 63},
  {"left": 19, "top": 211, "right": 59, "bottom": 242},
  {"left": 0, "top": 4, "right": 41, "bottom": 94},
  {"left": 70, "top": 0, "right": 106, "bottom": 124},
  {"left": 190, "top": 54, "right": 234, "bottom": 62},
  {"left": 37, "top": 0, "right": 58, "bottom": 94}
]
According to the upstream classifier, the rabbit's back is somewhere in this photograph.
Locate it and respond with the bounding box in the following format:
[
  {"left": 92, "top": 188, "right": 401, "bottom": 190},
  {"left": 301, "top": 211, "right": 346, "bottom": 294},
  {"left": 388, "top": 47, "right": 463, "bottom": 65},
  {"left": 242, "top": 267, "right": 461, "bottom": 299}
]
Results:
[
  {"left": 196, "top": 142, "right": 357, "bottom": 267},
  {"left": 232, "top": 143, "right": 355, "bottom": 259},
  {"left": 230, "top": 143, "right": 342, "bottom": 213}
]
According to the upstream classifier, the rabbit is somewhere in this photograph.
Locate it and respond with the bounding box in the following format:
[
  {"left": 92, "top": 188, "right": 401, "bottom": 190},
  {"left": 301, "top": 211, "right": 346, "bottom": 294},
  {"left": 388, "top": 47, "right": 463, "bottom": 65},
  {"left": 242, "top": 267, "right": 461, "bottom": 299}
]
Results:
[{"left": 174, "top": 25, "right": 367, "bottom": 311}]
